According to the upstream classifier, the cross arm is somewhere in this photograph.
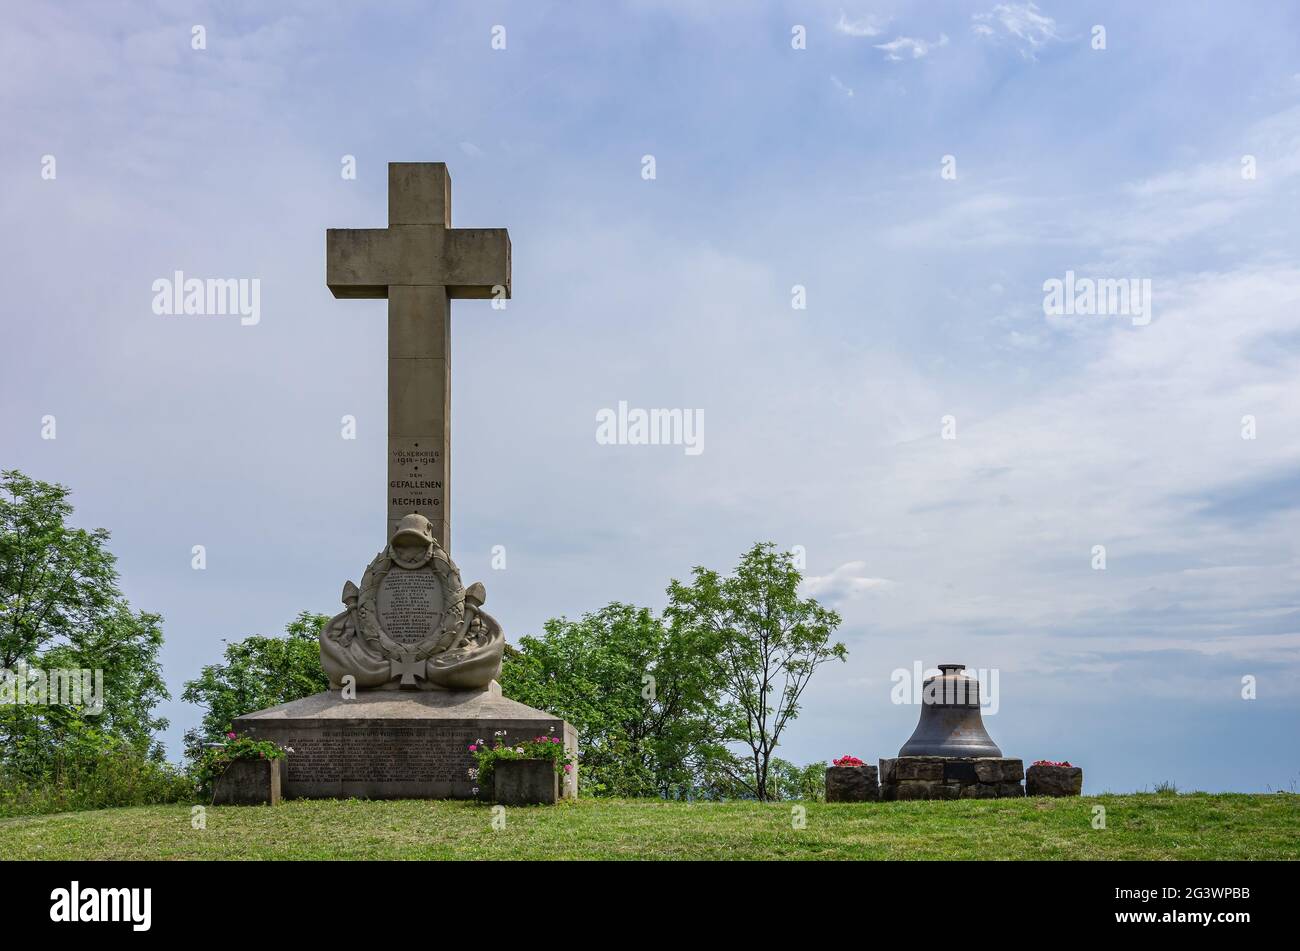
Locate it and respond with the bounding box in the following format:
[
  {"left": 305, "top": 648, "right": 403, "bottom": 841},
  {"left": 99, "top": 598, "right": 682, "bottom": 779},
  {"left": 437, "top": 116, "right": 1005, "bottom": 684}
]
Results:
[{"left": 326, "top": 227, "right": 511, "bottom": 300}]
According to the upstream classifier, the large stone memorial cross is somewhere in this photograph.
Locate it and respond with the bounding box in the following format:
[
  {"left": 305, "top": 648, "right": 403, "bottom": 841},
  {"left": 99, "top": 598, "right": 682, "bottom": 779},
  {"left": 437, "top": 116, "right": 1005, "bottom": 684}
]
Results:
[{"left": 326, "top": 163, "right": 511, "bottom": 551}]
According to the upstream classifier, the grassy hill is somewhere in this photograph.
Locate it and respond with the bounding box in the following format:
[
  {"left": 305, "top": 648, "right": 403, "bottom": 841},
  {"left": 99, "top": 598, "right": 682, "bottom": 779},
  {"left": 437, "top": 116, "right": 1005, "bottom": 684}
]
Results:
[{"left": 2, "top": 793, "right": 1297, "bottom": 860}]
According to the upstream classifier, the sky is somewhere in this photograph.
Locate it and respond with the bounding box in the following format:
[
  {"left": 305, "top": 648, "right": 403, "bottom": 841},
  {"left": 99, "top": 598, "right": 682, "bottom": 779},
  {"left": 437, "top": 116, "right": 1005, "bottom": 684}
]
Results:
[{"left": 3, "top": 0, "right": 1299, "bottom": 794}]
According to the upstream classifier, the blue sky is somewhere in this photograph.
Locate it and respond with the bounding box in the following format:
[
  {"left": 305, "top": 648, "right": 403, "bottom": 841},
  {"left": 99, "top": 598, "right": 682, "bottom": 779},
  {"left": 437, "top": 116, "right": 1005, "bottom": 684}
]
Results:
[{"left": 3, "top": 1, "right": 1299, "bottom": 793}]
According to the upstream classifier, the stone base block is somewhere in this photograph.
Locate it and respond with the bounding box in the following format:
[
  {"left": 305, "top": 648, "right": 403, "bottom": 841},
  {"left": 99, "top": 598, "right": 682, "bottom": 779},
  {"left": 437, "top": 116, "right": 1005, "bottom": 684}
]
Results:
[
  {"left": 879, "top": 757, "right": 1023, "bottom": 801},
  {"left": 212, "top": 758, "right": 281, "bottom": 806},
  {"left": 233, "top": 683, "right": 577, "bottom": 800},
  {"left": 825, "top": 764, "right": 880, "bottom": 802},
  {"left": 1026, "top": 764, "right": 1083, "bottom": 797},
  {"left": 493, "top": 759, "right": 560, "bottom": 805}
]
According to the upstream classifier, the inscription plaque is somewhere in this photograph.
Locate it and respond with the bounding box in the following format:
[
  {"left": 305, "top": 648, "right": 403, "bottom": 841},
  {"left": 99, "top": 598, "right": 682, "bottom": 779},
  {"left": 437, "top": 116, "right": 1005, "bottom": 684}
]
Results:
[
  {"left": 388, "top": 437, "right": 445, "bottom": 542},
  {"left": 378, "top": 569, "right": 444, "bottom": 646}
]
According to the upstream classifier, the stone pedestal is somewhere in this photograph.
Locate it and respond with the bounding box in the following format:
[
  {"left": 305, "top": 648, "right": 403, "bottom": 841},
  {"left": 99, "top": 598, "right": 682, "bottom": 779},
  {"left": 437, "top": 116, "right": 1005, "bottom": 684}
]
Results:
[
  {"left": 1026, "top": 764, "right": 1083, "bottom": 797},
  {"left": 493, "top": 759, "right": 560, "bottom": 805},
  {"left": 825, "top": 765, "right": 880, "bottom": 802},
  {"left": 233, "top": 682, "right": 577, "bottom": 800},
  {"left": 879, "top": 756, "right": 1024, "bottom": 800},
  {"left": 212, "top": 758, "right": 282, "bottom": 806}
]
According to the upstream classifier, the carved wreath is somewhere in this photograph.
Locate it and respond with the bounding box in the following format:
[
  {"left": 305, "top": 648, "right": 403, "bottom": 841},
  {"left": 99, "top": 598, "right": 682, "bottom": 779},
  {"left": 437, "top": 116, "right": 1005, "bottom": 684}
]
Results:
[{"left": 355, "top": 544, "right": 465, "bottom": 661}]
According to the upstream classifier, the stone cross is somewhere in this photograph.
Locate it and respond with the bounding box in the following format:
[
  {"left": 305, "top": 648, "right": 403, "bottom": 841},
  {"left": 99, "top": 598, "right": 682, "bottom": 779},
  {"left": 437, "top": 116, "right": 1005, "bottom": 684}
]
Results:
[
  {"left": 389, "top": 650, "right": 426, "bottom": 688},
  {"left": 327, "top": 163, "right": 511, "bottom": 552}
]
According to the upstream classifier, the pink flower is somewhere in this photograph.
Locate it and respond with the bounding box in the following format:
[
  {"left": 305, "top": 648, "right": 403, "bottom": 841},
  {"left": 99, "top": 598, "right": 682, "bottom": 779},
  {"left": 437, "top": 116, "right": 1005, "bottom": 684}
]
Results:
[
  {"left": 468, "top": 744, "right": 477, "bottom": 752},
  {"left": 551, "top": 737, "right": 561, "bottom": 743},
  {"left": 563, "top": 764, "right": 574, "bottom": 773},
  {"left": 226, "top": 731, "right": 237, "bottom": 740}
]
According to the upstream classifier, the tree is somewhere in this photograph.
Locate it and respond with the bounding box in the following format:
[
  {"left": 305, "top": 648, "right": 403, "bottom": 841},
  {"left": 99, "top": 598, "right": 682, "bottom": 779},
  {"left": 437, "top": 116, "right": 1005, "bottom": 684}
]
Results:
[
  {"left": 2, "top": 470, "right": 122, "bottom": 670},
  {"left": 500, "top": 603, "right": 737, "bottom": 797},
  {"left": 181, "top": 611, "right": 330, "bottom": 757},
  {"left": 767, "top": 758, "right": 829, "bottom": 802},
  {"left": 666, "top": 542, "right": 846, "bottom": 801},
  {"left": 0, "top": 470, "right": 177, "bottom": 809}
]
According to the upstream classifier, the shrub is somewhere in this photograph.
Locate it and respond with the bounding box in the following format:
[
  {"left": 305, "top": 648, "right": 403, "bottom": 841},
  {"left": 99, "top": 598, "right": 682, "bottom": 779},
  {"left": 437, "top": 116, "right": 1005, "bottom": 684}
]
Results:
[
  {"left": 0, "top": 744, "right": 191, "bottom": 818},
  {"left": 767, "top": 758, "right": 828, "bottom": 802}
]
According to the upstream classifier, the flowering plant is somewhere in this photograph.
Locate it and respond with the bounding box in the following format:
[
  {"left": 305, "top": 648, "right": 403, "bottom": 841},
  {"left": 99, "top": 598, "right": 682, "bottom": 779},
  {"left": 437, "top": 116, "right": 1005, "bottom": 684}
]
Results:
[
  {"left": 468, "top": 734, "right": 575, "bottom": 790},
  {"left": 195, "top": 730, "right": 292, "bottom": 799},
  {"left": 832, "top": 754, "right": 866, "bottom": 767},
  {"left": 1032, "top": 760, "right": 1073, "bottom": 768}
]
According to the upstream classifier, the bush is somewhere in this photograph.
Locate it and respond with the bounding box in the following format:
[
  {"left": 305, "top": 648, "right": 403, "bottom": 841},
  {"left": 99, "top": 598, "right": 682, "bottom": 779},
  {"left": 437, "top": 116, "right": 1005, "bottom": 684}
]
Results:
[
  {"left": 0, "top": 743, "right": 192, "bottom": 818},
  {"left": 768, "top": 758, "right": 828, "bottom": 802}
]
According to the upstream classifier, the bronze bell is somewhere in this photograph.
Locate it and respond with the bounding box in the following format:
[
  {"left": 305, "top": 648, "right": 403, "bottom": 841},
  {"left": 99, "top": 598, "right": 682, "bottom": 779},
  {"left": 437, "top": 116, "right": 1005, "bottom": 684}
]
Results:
[{"left": 898, "top": 664, "right": 1002, "bottom": 757}]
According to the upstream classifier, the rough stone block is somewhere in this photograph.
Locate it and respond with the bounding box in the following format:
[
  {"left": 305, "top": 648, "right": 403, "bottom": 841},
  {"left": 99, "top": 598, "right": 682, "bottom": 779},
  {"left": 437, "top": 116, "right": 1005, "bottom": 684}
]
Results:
[
  {"left": 825, "top": 764, "right": 880, "bottom": 802},
  {"left": 493, "top": 759, "right": 559, "bottom": 806},
  {"left": 1026, "top": 764, "right": 1083, "bottom": 797},
  {"left": 895, "top": 757, "right": 944, "bottom": 781},
  {"left": 895, "top": 780, "right": 961, "bottom": 800},
  {"left": 878, "top": 758, "right": 897, "bottom": 784},
  {"left": 895, "top": 780, "right": 937, "bottom": 800},
  {"left": 966, "top": 758, "right": 1022, "bottom": 783},
  {"left": 212, "top": 758, "right": 281, "bottom": 806},
  {"left": 959, "top": 782, "right": 998, "bottom": 799},
  {"left": 997, "top": 782, "right": 1026, "bottom": 798},
  {"left": 943, "top": 760, "right": 978, "bottom": 783}
]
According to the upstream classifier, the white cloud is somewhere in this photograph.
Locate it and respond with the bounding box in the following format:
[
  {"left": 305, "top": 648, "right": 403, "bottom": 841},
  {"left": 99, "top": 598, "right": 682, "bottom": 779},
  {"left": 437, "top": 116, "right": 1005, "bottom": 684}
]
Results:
[
  {"left": 883, "top": 191, "right": 1027, "bottom": 247},
  {"left": 830, "top": 75, "right": 854, "bottom": 98},
  {"left": 874, "top": 33, "right": 949, "bottom": 61},
  {"left": 835, "top": 12, "right": 887, "bottom": 38},
  {"left": 972, "top": 2, "right": 1061, "bottom": 59},
  {"left": 804, "top": 562, "right": 897, "bottom": 602}
]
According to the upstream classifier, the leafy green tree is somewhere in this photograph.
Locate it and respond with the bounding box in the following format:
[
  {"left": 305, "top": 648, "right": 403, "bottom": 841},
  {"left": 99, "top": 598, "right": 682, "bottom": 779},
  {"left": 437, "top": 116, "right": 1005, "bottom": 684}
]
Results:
[
  {"left": 666, "top": 542, "right": 846, "bottom": 801},
  {"left": 2, "top": 470, "right": 125, "bottom": 664},
  {"left": 500, "top": 603, "right": 738, "bottom": 797},
  {"left": 768, "top": 758, "right": 829, "bottom": 801},
  {"left": 0, "top": 470, "right": 179, "bottom": 812},
  {"left": 181, "top": 611, "right": 330, "bottom": 757},
  {"left": 0, "top": 471, "right": 172, "bottom": 757}
]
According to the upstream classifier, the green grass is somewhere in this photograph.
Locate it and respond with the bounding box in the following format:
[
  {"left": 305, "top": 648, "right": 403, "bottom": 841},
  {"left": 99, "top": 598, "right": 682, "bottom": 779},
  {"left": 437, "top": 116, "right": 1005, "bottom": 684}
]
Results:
[{"left": 2, "top": 794, "right": 1297, "bottom": 860}]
